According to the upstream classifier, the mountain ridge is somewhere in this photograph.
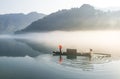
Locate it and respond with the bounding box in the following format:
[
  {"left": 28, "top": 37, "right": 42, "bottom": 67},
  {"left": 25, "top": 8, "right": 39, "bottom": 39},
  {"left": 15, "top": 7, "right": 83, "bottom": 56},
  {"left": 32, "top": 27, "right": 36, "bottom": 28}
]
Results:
[
  {"left": 17, "top": 4, "right": 120, "bottom": 33},
  {"left": 0, "top": 12, "right": 46, "bottom": 34}
]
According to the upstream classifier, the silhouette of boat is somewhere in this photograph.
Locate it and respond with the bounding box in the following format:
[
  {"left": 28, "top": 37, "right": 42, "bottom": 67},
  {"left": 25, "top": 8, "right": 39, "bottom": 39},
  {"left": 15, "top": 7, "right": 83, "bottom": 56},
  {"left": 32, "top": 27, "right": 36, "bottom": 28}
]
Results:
[{"left": 53, "top": 48, "right": 111, "bottom": 57}]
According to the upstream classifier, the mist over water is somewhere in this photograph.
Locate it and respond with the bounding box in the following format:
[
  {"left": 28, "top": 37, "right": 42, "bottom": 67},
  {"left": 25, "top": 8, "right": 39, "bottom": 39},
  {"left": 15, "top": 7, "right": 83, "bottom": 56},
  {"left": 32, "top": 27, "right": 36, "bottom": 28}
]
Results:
[
  {"left": 0, "top": 31, "right": 120, "bottom": 79},
  {"left": 9, "top": 31, "right": 120, "bottom": 56}
]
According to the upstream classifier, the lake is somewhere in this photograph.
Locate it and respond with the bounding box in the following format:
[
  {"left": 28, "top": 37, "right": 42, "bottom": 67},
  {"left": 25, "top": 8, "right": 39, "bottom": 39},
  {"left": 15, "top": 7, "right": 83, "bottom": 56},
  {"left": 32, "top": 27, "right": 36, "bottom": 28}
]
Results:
[{"left": 0, "top": 31, "right": 120, "bottom": 79}]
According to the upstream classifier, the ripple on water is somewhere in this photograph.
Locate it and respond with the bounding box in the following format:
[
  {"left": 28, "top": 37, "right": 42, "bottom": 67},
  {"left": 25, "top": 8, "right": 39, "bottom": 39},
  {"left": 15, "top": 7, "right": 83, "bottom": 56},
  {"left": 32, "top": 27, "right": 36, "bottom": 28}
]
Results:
[{"left": 37, "top": 54, "right": 114, "bottom": 72}]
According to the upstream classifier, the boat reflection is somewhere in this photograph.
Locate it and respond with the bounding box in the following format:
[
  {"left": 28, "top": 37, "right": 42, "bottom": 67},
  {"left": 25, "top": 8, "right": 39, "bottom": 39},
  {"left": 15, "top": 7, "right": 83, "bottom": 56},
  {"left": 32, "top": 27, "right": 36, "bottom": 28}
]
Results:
[
  {"left": 54, "top": 53, "right": 111, "bottom": 71},
  {"left": 59, "top": 55, "right": 63, "bottom": 64}
]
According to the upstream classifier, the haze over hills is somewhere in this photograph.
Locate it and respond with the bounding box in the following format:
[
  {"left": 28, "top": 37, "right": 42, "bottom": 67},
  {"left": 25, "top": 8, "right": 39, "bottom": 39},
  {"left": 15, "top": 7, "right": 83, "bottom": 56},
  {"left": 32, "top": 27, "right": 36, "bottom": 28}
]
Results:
[
  {"left": 0, "top": 12, "right": 45, "bottom": 34},
  {"left": 18, "top": 4, "right": 120, "bottom": 33}
]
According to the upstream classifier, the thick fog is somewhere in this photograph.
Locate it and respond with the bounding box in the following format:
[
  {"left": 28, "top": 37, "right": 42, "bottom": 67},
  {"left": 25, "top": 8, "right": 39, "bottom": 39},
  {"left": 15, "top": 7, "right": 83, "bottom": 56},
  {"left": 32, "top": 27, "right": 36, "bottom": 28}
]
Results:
[
  {"left": 0, "top": 31, "right": 120, "bottom": 79},
  {"left": 0, "top": 31, "right": 119, "bottom": 56},
  {"left": 21, "top": 31, "right": 120, "bottom": 53}
]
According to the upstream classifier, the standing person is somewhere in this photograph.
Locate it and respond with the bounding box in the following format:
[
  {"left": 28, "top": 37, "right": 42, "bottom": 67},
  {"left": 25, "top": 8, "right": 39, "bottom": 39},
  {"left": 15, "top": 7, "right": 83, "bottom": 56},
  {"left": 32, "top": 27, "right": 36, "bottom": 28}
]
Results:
[{"left": 59, "top": 45, "right": 62, "bottom": 55}]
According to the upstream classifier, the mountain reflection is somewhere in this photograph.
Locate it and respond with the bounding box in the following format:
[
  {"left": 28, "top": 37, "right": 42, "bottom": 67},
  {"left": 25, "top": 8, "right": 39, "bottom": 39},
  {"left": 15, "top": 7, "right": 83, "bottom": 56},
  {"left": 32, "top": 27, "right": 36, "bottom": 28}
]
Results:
[
  {"left": 0, "top": 39, "right": 40, "bottom": 57},
  {"left": 0, "top": 32, "right": 120, "bottom": 79}
]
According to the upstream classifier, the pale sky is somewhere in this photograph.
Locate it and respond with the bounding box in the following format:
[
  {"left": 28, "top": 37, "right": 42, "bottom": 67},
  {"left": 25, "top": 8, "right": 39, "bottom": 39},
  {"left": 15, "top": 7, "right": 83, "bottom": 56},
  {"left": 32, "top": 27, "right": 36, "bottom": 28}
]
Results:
[{"left": 0, "top": 0, "right": 120, "bottom": 14}]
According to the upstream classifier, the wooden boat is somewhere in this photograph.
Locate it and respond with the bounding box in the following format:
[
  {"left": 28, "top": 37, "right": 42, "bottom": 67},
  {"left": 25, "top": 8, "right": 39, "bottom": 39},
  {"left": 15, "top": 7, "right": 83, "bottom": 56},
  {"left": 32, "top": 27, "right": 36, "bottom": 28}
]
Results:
[{"left": 53, "top": 49, "right": 111, "bottom": 57}]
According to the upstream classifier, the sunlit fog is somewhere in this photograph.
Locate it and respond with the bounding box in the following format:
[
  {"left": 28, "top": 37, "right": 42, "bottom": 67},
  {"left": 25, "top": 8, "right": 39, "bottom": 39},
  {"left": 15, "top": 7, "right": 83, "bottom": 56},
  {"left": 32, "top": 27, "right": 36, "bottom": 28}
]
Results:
[{"left": 1, "top": 31, "right": 120, "bottom": 56}]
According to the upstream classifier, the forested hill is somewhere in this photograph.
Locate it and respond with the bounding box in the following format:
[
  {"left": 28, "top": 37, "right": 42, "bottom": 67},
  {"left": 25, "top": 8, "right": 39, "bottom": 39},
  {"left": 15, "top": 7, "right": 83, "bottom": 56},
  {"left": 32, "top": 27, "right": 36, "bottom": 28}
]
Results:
[
  {"left": 19, "top": 4, "right": 120, "bottom": 33},
  {"left": 0, "top": 12, "right": 45, "bottom": 34}
]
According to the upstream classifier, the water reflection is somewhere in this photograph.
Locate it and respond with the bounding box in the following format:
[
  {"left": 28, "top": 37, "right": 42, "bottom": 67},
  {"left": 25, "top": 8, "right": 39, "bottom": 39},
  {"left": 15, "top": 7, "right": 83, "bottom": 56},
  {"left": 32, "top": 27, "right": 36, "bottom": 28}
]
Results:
[
  {"left": 53, "top": 53, "right": 111, "bottom": 71},
  {"left": 59, "top": 55, "right": 63, "bottom": 64},
  {"left": 0, "top": 38, "right": 55, "bottom": 57},
  {"left": 0, "top": 38, "right": 40, "bottom": 57},
  {"left": 0, "top": 31, "right": 120, "bottom": 79}
]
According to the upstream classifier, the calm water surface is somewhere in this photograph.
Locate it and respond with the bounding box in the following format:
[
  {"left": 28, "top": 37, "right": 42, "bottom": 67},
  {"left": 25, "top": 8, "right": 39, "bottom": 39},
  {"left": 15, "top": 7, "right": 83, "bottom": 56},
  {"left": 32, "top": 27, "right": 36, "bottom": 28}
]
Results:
[{"left": 0, "top": 31, "right": 120, "bottom": 79}]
